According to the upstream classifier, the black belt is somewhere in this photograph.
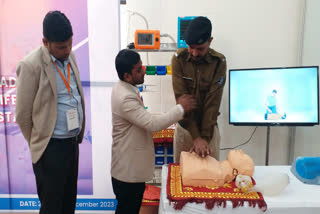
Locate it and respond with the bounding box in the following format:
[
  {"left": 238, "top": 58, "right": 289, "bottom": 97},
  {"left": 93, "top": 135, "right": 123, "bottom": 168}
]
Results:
[{"left": 51, "top": 135, "right": 79, "bottom": 144}]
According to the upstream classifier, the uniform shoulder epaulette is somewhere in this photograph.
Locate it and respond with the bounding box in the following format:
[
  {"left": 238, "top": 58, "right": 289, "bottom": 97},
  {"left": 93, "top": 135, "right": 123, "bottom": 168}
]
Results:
[
  {"left": 208, "top": 48, "right": 226, "bottom": 62},
  {"left": 174, "top": 48, "right": 188, "bottom": 59}
]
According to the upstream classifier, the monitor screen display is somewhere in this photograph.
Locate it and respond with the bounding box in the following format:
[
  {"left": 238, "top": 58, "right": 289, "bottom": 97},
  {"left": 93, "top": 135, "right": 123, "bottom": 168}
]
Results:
[
  {"left": 179, "top": 19, "right": 193, "bottom": 40},
  {"left": 138, "top": 33, "right": 153, "bottom": 45},
  {"left": 177, "top": 16, "right": 197, "bottom": 48},
  {"left": 229, "top": 66, "right": 319, "bottom": 126}
]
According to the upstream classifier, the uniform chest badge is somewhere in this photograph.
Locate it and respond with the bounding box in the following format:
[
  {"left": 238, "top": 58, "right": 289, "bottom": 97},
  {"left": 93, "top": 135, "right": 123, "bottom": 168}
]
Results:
[{"left": 218, "top": 76, "right": 224, "bottom": 85}]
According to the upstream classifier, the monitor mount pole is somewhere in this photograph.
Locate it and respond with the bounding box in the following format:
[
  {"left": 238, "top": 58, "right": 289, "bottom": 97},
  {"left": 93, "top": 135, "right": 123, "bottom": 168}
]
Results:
[{"left": 265, "top": 126, "right": 271, "bottom": 165}]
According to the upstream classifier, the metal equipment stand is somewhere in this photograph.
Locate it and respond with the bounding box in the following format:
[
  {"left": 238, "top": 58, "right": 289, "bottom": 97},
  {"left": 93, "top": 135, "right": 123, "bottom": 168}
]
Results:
[{"left": 265, "top": 126, "right": 271, "bottom": 165}]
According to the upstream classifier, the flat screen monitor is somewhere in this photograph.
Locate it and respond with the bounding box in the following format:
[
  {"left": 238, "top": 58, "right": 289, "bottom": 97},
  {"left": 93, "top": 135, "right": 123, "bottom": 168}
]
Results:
[{"left": 229, "top": 66, "right": 319, "bottom": 126}]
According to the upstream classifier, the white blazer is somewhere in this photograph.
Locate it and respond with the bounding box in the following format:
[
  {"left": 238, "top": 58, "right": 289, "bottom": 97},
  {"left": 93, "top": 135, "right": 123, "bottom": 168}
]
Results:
[{"left": 111, "top": 80, "right": 183, "bottom": 182}]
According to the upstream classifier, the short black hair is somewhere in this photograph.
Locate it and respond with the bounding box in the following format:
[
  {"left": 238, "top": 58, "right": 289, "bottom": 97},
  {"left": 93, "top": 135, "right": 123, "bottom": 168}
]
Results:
[
  {"left": 43, "top": 11, "right": 73, "bottom": 42},
  {"left": 115, "top": 49, "right": 140, "bottom": 80},
  {"left": 185, "top": 16, "right": 212, "bottom": 45},
  {"left": 272, "top": 89, "right": 277, "bottom": 94}
]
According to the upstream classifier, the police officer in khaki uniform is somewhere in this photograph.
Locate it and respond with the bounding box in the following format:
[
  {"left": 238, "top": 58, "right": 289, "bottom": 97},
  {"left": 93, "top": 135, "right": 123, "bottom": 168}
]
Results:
[{"left": 172, "top": 16, "right": 227, "bottom": 162}]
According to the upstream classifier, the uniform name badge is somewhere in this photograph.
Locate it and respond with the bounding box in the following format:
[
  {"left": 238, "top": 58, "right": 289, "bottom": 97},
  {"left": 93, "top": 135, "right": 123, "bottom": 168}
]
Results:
[{"left": 66, "top": 108, "right": 80, "bottom": 131}]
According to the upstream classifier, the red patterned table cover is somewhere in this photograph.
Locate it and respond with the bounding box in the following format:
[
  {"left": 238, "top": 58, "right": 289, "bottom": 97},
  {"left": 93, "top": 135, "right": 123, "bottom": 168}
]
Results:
[{"left": 167, "top": 163, "right": 267, "bottom": 212}]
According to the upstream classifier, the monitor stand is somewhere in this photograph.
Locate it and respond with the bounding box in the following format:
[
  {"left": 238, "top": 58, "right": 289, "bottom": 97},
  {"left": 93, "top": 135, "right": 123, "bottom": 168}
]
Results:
[{"left": 265, "top": 126, "right": 271, "bottom": 165}]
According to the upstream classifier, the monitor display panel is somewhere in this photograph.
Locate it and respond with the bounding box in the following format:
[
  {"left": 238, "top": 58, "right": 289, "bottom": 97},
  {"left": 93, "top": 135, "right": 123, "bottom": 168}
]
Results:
[
  {"left": 137, "top": 33, "right": 154, "bottom": 45},
  {"left": 179, "top": 19, "right": 193, "bottom": 40},
  {"left": 177, "top": 16, "right": 197, "bottom": 48},
  {"left": 229, "top": 66, "right": 319, "bottom": 126}
]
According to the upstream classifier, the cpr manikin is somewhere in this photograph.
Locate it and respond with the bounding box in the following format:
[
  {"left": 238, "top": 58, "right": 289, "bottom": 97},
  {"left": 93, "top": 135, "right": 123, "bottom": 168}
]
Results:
[
  {"left": 180, "top": 150, "right": 289, "bottom": 195},
  {"left": 180, "top": 150, "right": 254, "bottom": 187}
]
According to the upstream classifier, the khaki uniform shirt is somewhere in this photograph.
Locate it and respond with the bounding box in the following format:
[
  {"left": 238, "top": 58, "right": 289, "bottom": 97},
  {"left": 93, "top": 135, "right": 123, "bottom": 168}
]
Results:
[{"left": 171, "top": 48, "right": 227, "bottom": 143}]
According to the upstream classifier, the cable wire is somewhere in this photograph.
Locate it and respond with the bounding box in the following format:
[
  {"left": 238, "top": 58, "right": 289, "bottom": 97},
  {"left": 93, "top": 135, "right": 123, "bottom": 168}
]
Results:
[
  {"left": 220, "top": 126, "right": 258, "bottom": 150},
  {"left": 127, "top": 10, "right": 150, "bottom": 64},
  {"left": 160, "top": 33, "right": 176, "bottom": 43}
]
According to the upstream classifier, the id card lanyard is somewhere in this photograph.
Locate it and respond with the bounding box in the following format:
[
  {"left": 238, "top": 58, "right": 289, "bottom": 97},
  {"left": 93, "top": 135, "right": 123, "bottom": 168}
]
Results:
[
  {"left": 53, "top": 60, "right": 80, "bottom": 131},
  {"left": 52, "top": 60, "right": 72, "bottom": 97}
]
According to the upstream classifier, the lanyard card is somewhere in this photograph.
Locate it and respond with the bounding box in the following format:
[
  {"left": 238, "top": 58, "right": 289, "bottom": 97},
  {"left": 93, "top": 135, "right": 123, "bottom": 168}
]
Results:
[{"left": 66, "top": 108, "right": 80, "bottom": 131}]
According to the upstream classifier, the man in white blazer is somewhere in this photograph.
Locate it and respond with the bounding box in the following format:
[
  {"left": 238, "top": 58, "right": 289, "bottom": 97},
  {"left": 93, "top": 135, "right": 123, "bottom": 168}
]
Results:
[
  {"left": 15, "top": 11, "right": 85, "bottom": 214},
  {"left": 111, "top": 49, "right": 196, "bottom": 214}
]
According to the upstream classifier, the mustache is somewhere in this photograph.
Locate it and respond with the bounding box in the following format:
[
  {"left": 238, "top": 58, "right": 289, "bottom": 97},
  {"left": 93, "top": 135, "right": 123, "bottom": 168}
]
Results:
[{"left": 192, "top": 56, "right": 202, "bottom": 61}]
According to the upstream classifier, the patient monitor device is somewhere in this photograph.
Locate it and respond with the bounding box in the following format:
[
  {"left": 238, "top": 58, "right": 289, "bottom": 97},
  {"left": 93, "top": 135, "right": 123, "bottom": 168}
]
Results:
[
  {"left": 177, "top": 16, "right": 197, "bottom": 48},
  {"left": 134, "top": 30, "right": 160, "bottom": 49}
]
